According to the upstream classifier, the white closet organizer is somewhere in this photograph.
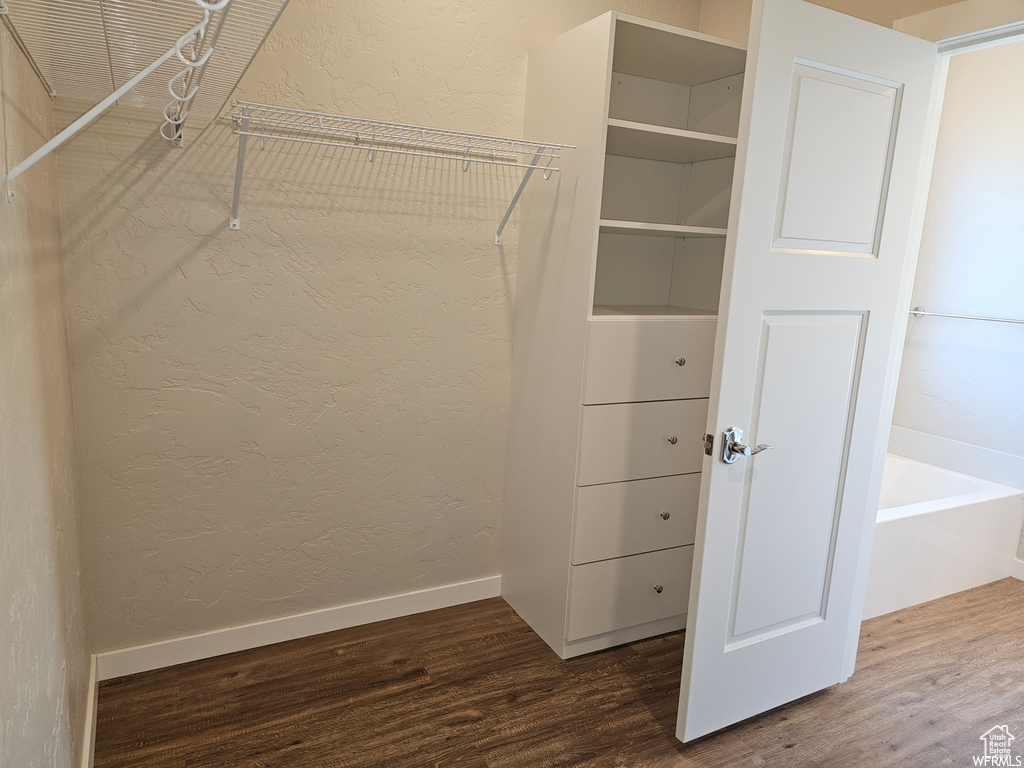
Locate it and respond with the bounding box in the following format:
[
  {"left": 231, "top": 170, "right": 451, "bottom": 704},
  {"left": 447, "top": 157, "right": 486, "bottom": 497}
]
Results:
[
  {"left": 502, "top": 13, "right": 745, "bottom": 658},
  {"left": 226, "top": 101, "right": 575, "bottom": 243}
]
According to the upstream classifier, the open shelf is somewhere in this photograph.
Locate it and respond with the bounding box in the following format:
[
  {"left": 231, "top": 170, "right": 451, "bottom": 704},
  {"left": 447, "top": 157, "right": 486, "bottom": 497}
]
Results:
[
  {"left": 600, "top": 153, "right": 734, "bottom": 232},
  {"left": 613, "top": 19, "right": 746, "bottom": 86},
  {"left": 606, "top": 119, "right": 737, "bottom": 164},
  {"left": 599, "top": 220, "right": 728, "bottom": 238},
  {"left": 590, "top": 19, "right": 738, "bottom": 329},
  {"left": 608, "top": 19, "right": 746, "bottom": 136},
  {"left": 593, "top": 304, "right": 719, "bottom": 319},
  {"left": 593, "top": 233, "right": 725, "bottom": 315}
]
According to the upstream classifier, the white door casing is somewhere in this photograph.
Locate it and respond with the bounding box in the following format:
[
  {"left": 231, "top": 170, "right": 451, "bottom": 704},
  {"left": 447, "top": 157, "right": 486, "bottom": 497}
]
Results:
[{"left": 677, "top": 0, "right": 946, "bottom": 742}]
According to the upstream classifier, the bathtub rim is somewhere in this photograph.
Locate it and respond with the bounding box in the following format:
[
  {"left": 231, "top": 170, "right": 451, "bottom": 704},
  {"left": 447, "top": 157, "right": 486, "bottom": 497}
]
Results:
[{"left": 877, "top": 453, "right": 1023, "bottom": 524}]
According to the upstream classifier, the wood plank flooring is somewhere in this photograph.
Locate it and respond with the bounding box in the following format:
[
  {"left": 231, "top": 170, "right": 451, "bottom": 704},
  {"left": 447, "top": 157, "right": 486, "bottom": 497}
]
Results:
[{"left": 95, "top": 578, "right": 1024, "bottom": 767}]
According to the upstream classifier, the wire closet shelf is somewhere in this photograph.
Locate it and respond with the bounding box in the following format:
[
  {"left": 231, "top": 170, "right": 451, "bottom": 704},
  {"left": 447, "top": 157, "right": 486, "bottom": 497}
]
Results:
[{"left": 227, "top": 102, "right": 577, "bottom": 244}]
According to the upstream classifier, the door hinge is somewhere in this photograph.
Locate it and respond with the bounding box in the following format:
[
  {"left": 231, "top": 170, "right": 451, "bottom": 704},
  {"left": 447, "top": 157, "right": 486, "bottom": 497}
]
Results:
[{"left": 703, "top": 433, "right": 714, "bottom": 457}]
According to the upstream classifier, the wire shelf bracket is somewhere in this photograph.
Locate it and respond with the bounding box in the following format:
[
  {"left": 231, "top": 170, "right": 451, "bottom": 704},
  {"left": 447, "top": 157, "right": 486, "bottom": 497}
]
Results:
[
  {"left": 3, "top": 0, "right": 290, "bottom": 199},
  {"left": 226, "top": 102, "right": 576, "bottom": 245}
]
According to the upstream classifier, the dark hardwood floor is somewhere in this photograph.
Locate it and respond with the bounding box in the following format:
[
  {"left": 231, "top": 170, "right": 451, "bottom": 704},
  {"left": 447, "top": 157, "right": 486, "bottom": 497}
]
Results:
[{"left": 94, "top": 578, "right": 1024, "bottom": 767}]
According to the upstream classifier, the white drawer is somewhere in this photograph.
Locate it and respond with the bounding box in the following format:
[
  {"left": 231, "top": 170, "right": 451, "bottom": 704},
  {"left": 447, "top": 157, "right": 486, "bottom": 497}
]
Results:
[
  {"left": 566, "top": 546, "right": 694, "bottom": 641},
  {"left": 577, "top": 399, "right": 707, "bottom": 486},
  {"left": 572, "top": 474, "right": 701, "bottom": 565},
  {"left": 583, "top": 318, "right": 716, "bottom": 405}
]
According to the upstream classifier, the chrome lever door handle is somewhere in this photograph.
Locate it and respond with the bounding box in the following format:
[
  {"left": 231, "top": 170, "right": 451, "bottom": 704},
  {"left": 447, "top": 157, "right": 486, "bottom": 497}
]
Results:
[{"left": 720, "top": 427, "right": 773, "bottom": 464}]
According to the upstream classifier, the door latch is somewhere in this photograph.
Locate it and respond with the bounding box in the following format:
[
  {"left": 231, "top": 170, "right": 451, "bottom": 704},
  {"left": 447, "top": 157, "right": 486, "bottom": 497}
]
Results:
[
  {"left": 720, "top": 427, "right": 773, "bottom": 464},
  {"left": 703, "top": 433, "right": 714, "bottom": 457}
]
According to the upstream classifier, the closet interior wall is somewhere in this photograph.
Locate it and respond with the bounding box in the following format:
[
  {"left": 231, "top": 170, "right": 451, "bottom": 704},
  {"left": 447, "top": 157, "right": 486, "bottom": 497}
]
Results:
[
  {"left": 41, "top": 0, "right": 976, "bottom": 661},
  {"left": 0, "top": 22, "right": 91, "bottom": 768},
  {"left": 56, "top": 0, "right": 706, "bottom": 654}
]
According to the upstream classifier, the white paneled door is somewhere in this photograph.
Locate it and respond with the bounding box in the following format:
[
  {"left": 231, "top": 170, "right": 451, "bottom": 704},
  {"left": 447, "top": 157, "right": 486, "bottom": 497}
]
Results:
[{"left": 677, "top": 0, "right": 946, "bottom": 742}]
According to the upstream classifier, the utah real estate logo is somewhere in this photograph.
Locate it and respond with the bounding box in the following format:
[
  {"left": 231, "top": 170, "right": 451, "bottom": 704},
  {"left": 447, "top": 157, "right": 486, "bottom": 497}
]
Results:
[{"left": 975, "top": 725, "right": 1021, "bottom": 767}]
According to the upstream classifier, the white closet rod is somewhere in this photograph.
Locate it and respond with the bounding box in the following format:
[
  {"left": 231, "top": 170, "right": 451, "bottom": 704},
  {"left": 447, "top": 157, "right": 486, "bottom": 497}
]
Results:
[
  {"left": 5, "top": 0, "right": 231, "bottom": 199},
  {"left": 909, "top": 307, "right": 1024, "bottom": 325}
]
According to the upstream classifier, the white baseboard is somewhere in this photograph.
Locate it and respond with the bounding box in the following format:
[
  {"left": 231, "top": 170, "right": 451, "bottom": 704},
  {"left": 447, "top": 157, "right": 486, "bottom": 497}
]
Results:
[
  {"left": 96, "top": 575, "right": 501, "bottom": 681},
  {"left": 80, "top": 654, "right": 98, "bottom": 768},
  {"left": 1013, "top": 558, "right": 1024, "bottom": 582}
]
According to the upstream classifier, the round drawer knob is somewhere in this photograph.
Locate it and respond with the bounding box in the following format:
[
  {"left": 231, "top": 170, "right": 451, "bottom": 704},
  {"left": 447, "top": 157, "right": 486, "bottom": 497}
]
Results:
[
  {"left": 667, "top": 436, "right": 678, "bottom": 445},
  {"left": 675, "top": 358, "right": 686, "bottom": 367},
  {"left": 660, "top": 511, "right": 671, "bottom": 520},
  {"left": 654, "top": 584, "right": 664, "bottom": 594}
]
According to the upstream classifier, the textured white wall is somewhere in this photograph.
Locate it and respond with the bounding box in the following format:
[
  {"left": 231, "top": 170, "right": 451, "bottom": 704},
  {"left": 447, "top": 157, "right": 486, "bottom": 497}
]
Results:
[
  {"left": 0, "top": 23, "right": 91, "bottom": 768},
  {"left": 893, "top": 43, "right": 1024, "bottom": 464},
  {"left": 59, "top": 0, "right": 705, "bottom": 652}
]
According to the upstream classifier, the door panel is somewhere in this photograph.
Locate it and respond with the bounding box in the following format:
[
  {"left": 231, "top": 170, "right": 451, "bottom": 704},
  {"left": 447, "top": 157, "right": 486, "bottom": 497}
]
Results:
[
  {"left": 774, "top": 65, "right": 902, "bottom": 255},
  {"left": 730, "top": 313, "right": 864, "bottom": 641},
  {"left": 676, "top": 0, "right": 944, "bottom": 742}
]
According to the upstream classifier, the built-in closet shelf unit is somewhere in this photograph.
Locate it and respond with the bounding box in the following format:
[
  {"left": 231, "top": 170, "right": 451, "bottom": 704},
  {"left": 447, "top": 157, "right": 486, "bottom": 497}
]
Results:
[{"left": 502, "top": 12, "right": 745, "bottom": 659}]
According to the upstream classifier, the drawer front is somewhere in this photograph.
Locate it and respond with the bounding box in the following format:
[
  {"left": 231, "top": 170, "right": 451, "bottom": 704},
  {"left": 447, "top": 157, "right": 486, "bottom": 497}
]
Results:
[
  {"left": 583, "top": 318, "right": 716, "bottom": 405},
  {"left": 577, "top": 399, "right": 708, "bottom": 486},
  {"left": 572, "top": 474, "right": 701, "bottom": 565},
  {"left": 566, "top": 546, "right": 694, "bottom": 641}
]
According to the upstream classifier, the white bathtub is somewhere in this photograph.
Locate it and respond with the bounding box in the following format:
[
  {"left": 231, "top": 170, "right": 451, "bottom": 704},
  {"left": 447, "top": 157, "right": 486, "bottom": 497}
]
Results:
[{"left": 862, "top": 455, "right": 1024, "bottom": 620}]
